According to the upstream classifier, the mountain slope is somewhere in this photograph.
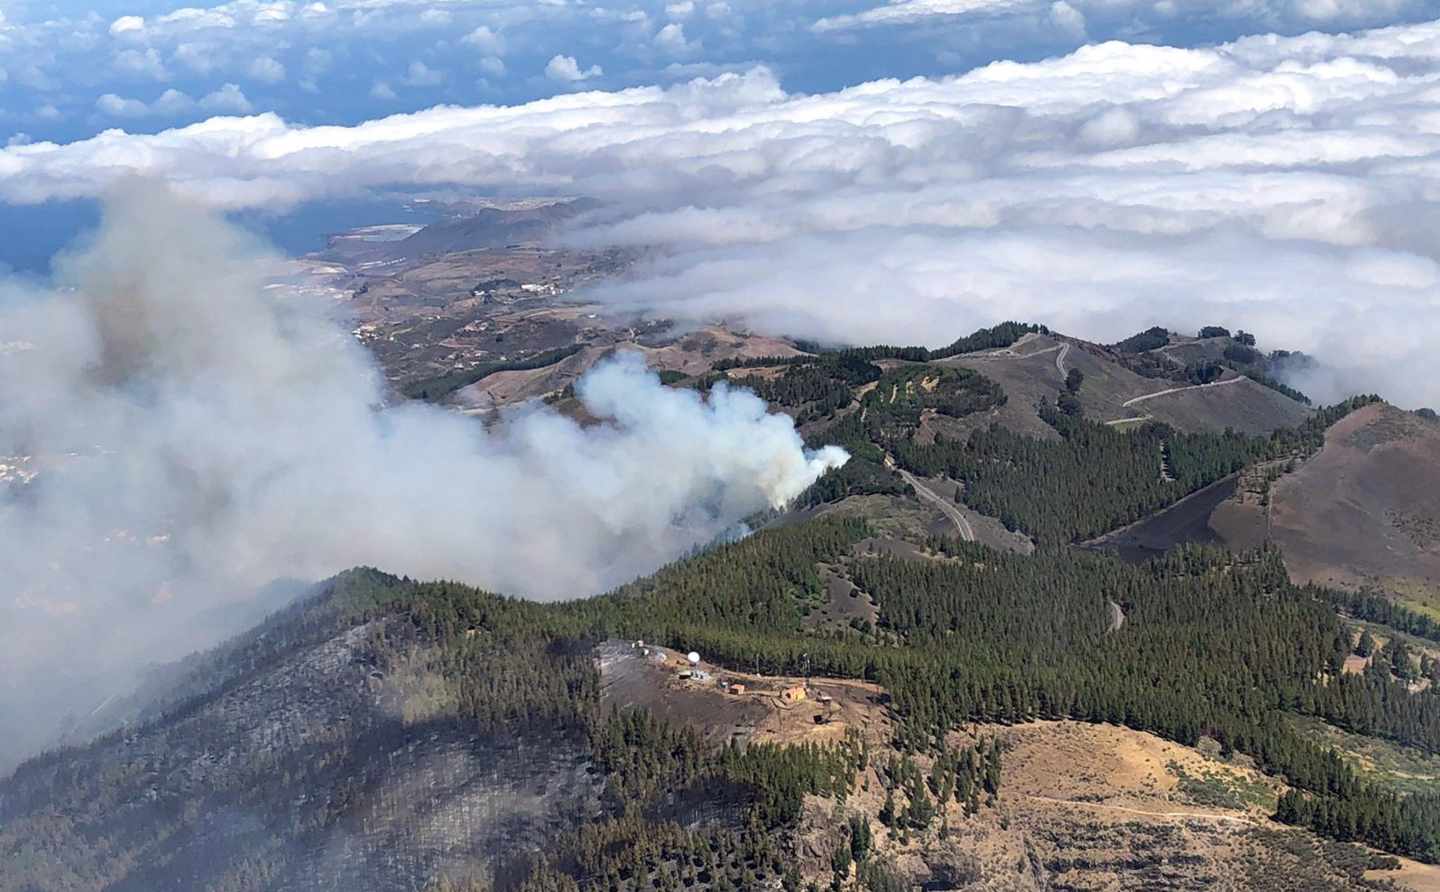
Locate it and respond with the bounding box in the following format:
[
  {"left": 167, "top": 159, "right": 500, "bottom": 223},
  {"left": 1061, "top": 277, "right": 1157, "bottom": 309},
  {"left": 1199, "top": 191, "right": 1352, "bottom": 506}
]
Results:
[{"left": 0, "top": 570, "right": 602, "bottom": 892}]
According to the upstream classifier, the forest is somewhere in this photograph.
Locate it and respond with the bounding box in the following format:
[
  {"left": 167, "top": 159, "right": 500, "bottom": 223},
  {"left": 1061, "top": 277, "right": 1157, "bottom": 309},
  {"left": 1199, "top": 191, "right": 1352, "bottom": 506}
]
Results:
[
  {"left": 8, "top": 465, "right": 1439, "bottom": 889},
  {"left": 372, "top": 509, "right": 1440, "bottom": 873},
  {"left": 1, "top": 311, "right": 1426, "bottom": 890}
]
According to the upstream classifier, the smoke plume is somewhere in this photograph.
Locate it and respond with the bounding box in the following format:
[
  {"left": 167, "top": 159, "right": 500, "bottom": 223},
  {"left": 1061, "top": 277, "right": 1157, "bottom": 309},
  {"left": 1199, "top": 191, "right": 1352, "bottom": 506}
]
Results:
[{"left": 0, "top": 185, "right": 847, "bottom": 770}]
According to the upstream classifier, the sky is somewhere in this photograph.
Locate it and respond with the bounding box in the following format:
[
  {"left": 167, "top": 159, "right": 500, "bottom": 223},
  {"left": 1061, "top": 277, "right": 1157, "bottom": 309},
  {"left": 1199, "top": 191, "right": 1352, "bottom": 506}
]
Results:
[
  {"left": 7, "top": 10, "right": 1440, "bottom": 405},
  {"left": 2, "top": 0, "right": 1436, "bottom": 146}
]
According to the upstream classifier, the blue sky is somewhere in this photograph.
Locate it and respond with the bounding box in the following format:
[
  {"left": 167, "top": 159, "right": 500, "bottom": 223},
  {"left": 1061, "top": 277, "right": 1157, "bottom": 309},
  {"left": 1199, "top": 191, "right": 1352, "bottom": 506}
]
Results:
[{"left": 2, "top": 0, "right": 1435, "bottom": 146}]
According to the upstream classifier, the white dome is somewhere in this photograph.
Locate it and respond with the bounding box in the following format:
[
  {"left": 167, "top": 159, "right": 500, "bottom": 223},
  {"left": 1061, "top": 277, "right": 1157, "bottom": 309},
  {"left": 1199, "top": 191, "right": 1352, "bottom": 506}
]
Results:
[{"left": 687, "top": 651, "right": 701, "bottom": 665}]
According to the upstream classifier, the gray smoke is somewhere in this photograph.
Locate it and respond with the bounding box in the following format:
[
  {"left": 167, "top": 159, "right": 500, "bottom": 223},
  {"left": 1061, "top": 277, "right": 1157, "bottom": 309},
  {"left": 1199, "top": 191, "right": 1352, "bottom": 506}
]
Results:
[{"left": 0, "top": 184, "right": 847, "bottom": 771}]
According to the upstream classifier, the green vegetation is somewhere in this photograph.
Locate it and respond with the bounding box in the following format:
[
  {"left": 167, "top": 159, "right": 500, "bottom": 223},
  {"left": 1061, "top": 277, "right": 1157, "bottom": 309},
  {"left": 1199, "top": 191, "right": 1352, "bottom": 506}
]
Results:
[
  {"left": 363, "top": 508, "right": 1440, "bottom": 866},
  {"left": 1289, "top": 714, "right": 1440, "bottom": 797},
  {"left": 786, "top": 321, "right": 1048, "bottom": 364},
  {"left": 879, "top": 395, "right": 1381, "bottom": 546},
  {"left": 889, "top": 406, "right": 1255, "bottom": 544},
  {"left": 1325, "top": 585, "right": 1440, "bottom": 646},
  {"left": 1168, "top": 760, "right": 1277, "bottom": 811},
  {"left": 730, "top": 354, "right": 882, "bottom": 424},
  {"left": 1111, "top": 326, "right": 1170, "bottom": 353},
  {"left": 1, "top": 301, "right": 1422, "bottom": 889},
  {"left": 10, "top": 482, "right": 1440, "bottom": 884}
]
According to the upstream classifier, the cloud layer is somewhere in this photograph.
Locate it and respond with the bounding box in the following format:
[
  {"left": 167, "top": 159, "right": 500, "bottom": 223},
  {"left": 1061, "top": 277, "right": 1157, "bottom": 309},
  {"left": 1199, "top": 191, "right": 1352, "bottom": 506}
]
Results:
[
  {"left": 0, "top": 186, "right": 845, "bottom": 767},
  {"left": 5, "top": 21, "right": 1440, "bottom": 404},
  {"left": 3, "top": 0, "right": 1436, "bottom": 144}
]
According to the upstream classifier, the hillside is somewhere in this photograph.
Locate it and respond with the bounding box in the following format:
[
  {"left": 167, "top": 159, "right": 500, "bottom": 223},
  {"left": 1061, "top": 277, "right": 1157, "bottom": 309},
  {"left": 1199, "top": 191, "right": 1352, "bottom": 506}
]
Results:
[
  {"left": 1230, "top": 403, "right": 1440, "bottom": 606},
  {"left": 0, "top": 571, "right": 606, "bottom": 891},
  {"left": 7, "top": 321, "right": 1440, "bottom": 892}
]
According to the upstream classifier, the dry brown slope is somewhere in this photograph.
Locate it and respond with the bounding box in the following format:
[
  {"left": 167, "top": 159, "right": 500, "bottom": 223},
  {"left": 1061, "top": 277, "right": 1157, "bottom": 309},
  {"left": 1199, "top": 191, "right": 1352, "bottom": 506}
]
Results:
[
  {"left": 1142, "top": 375, "right": 1312, "bottom": 435},
  {"left": 944, "top": 335, "right": 1311, "bottom": 437},
  {"left": 793, "top": 720, "right": 1408, "bottom": 891},
  {"left": 1267, "top": 403, "right": 1440, "bottom": 605}
]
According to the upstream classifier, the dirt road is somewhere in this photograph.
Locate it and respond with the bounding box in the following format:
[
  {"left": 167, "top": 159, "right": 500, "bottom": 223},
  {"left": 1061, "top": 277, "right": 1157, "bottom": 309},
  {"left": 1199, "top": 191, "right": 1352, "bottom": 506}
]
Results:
[
  {"left": 897, "top": 468, "right": 975, "bottom": 542},
  {"left": 1024, "top": 795, "right": 1258, "bottom": 826},
  {"left": 1104, "top": 414, "right": 1153, "bottom": 427},
  {"left": 1055, "top": 342, "right": 1071, "bottom": 377},
  {"left": 1122, "top": 375, "right": 1246, "bottom": 408}
]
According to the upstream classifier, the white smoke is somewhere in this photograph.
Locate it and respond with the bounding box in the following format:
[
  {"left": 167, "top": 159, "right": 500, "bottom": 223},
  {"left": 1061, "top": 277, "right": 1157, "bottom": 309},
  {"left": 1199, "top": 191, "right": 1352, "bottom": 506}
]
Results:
[{"left": 0, "top": 184, "right": 847, "bottom": 770}]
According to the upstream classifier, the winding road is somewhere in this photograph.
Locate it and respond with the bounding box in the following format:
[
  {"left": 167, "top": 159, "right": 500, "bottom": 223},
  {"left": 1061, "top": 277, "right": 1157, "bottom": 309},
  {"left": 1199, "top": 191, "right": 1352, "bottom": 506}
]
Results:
[
  {"left": 896, "top": 466, "right": 975, "bottom": 542},
  {"left": 1121, "top": 375, "right": 1246, "bottom": 408},
  {"left": 1055, "top": 342, "right": 1071, "bottom": 377}
]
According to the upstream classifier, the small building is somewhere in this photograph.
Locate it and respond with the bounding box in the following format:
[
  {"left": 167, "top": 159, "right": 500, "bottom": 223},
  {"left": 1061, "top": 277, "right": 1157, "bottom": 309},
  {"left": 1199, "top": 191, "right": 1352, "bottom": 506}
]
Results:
[
  {"left": 780, "top": 685, "right": 807, "bottom": 704},
  {"left": 691, "top": 670, "right": 710, "bottom": 682},
  {"left": 728, "top": 683, "right": 747, "bottom": 695}
]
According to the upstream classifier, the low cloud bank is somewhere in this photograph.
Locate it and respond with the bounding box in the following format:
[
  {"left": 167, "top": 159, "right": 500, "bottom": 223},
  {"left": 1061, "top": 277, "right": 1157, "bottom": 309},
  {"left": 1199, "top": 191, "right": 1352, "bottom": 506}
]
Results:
[
  {"left": 0, "top": 186, "right": 845, "bottom": 769},
  {"left": 5, "top": 22, "right": 1440, "bottom": 404}
]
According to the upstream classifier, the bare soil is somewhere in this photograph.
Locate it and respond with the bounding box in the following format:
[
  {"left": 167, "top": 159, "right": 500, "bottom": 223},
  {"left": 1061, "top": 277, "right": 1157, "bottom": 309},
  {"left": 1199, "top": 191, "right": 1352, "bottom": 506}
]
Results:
[
  {"left": 596, "top": 641, "right": 891, "bottom": 749},
  {"left": 794, "top": 719, "right": 1395, "bottom": 891},
  {"left": 1268, "top": 403, "right": 1440, "bottom": 602}
]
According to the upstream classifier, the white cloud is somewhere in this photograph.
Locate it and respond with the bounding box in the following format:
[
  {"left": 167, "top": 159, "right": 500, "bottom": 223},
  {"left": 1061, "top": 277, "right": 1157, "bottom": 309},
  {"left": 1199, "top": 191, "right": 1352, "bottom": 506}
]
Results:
[
  {"left": 654, "top": 22, "right": 695, "bottom": 55},
  {"left": 419, "top": 8, "right": 451, "bottom": 25},
  {"left": 1049, "top": 0, "right": 1086, "bottom": 38},
  {"left": 666, "top": 1, "right": 696, "bottom": 19},
  {"left": 370, "top": 80, "right": 397, "bottom": 99},
  {"left": 153, "top": 88, "right": 196, "bottom": 115},
  {"left": 545, "top": 53, "right": 602, "bottom": 81},
  {"left": 157, "top": 7, "right": 237, "bottom": 30},
  {"left": 7, "top": 22, "right": 1440, "bottom": 405},
  {"left": 173, "top": 42, "right": 222, "bottom": 75},
  {"left": 94, "top": 87, "right": 237, "bottom": 118},
  {"left": 462, "top": 25, "right": 505, "bottom": 55},
  {"left": 108, "top": 15, "right": 145, "bottom": 37},
  {"left": 113, "top": 47, "right": 169, "bottom": 80},
  {"left": 95, "top": 93, "right": 151, "bottom": 117},
  {"left": 304, "top": 47, "right": 332, "bottom": 76},
  {"left": 813, "top": 0, "right": 1432, "bottom": 33},
  {"left": 815, "top": 0, "right": 1035, "bottom": 32},
  {"left": 480, "top": 56, "right": 506, "bottom": 77},
  {"left": 201, "top": 83, "right": 253, "bottom": 114},
  {"left": 403, "top": 60, "right": 444, "bottom": 86},
  {"left": 247, "top": 55, "right": 286, "bottom": 84}
]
